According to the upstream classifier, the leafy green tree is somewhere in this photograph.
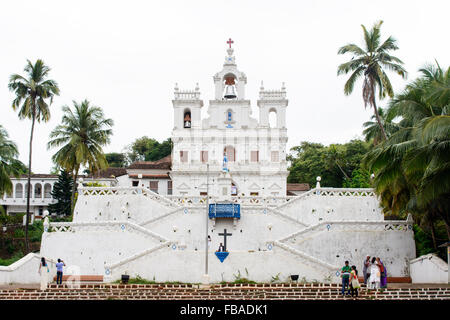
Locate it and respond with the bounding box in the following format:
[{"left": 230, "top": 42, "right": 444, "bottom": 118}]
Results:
[
  {"left": 105, "top": 152, "right": 127, "bottom": 167},
  {"left": 288, "top": 140, "right": 370, "bottom": 188},
  {"left": 48, "top": 170, "right": 73, "bottom": 216},
  {"left": 48, "top": 99, "right": 113, "bottom": 212},
  {"left": 338, "top": 20, "right": 407, "bottom": 141},
  {"left": 8, "top": 59, "right": 60, "bottom": 252},
  {"left": 126, "top": 137, "right": 172, "bottom": 163},
  {"left": 0, "top": 125, "right": 26, "bottom": 196}
]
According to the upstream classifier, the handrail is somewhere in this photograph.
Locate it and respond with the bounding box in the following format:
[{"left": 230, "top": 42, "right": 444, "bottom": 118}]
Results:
[
  {"left": 105, "top": 241, "right": 174, "bottom": 271},
  {"left": 273, "top": 241, "right": 339, "bottom": 272},
  {"left": 0, "top": 253, "right": 57, "bottom": 271},
  {"left": 78, "top": 186, "right": 180, "bottom": 208},
  {"left": 276, "top": 187, "right": 377, "bottom": 210},
  {"left": 48, "top": 221, "right": 169, "bottom": 242},
  {"left": 278, "top": 219, "right": 413, "bottom": 243}
]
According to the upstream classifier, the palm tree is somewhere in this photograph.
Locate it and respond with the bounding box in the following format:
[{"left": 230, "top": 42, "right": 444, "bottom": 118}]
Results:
[
  {"left": 338, "top": 20, "right": 407, "bottom": 141},
  {"left": 365, "top": 62, "right": 450, "bottom": 239},
  {"left": 8, "top": 60, "right": 59, "bottom": 252},
  {"left": 0, "top": 125, "right": 25, "bottom": 197},
  {"left": 362, "top": 107, "right": 399, "bottom": 145},
  {"left": 47, "top": 100, "right": 113, "bottom": 212}
]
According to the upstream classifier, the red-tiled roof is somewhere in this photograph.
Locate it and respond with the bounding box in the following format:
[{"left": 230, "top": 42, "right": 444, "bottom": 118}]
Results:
[
  {"left": 128, "top": 174, "right": 170, "bottom": 179},
  {"left": 89, "top": 167, "right": 128, "bottom": 179},
  {"left": 286, "top": 183, "right": 310, "bottom": 191},
  {"left": 128, "top": 155, "right": 172, "bottom": 170}
]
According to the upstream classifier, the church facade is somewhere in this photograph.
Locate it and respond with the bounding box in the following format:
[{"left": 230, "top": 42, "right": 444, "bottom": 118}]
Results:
[{"left": 171, "top": 45, "right": 288, "bottom": 198}]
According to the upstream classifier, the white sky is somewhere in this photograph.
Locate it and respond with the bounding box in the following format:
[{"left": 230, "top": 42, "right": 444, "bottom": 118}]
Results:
[{"left": 0, "top": 0, "right": 448, "bottom": 173}]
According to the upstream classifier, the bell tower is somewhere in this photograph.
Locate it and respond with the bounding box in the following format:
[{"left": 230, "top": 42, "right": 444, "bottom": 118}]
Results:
[
  {"left": 172, "top": 82, "right": 203, "bottom": 130},
  {"left": 213, "top": 39, "right": 247, "bottom": 100}
]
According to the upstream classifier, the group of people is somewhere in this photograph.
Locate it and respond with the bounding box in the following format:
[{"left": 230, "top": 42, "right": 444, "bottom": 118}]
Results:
[
  {"left": 363, "top": 256, "right": 387, "bottom": 289},
  {"left": 38, "top": 257, "right": 66, "bottom": 290},
  {"left": 341, "top": 256, "right": 388, "bottom": 298}
]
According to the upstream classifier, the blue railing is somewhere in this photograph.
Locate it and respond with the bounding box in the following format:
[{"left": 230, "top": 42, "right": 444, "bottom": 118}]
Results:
[{"left": 208, "top": 203, "right": 240, "bottom": 219}]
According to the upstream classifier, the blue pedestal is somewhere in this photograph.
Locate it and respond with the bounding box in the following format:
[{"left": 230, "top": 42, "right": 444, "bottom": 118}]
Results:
[{"left": 215, "top": 251, "right": 229, "bottom": 263}]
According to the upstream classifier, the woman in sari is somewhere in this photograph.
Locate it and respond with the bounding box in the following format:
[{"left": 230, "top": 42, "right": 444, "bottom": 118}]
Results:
[
  {"left": 378, "top": 257, "right": 387, "bottom": 288},
  {"left": 38, "top": 257, "right": 49, "bottom": 290},
  {"left": 368, "top": 257, "right": 380, "bottom": 289}
]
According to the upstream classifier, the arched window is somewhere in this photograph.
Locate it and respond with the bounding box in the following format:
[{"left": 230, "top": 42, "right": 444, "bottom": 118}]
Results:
[
  {"left": 223, "top": 74, "right": 237, "bottom": 100},
  {"left": 34, "top": 183, "right": 42, "bottom": 198},
  {"left": 15, "top": 184, "right": 23, "bottom": 198},
  {"left": 224, "top": 146, "right": 236, "bottom": 162},
  {"left": 24, "top": 183, "right": 30, "bottom": 198},
  {"left": 183, "top": 110, "right": 191, "bottom": 128},
  {"left": 44, "top": 183, "right": 52, "bottom": 198},
  {"left": 269, "top": 108, "right": 277, "bottom": 128}
]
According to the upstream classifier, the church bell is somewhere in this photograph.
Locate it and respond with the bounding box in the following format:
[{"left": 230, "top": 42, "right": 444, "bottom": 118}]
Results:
[{"left": 223, "top": 76, "right": 237, "bottom": 99}]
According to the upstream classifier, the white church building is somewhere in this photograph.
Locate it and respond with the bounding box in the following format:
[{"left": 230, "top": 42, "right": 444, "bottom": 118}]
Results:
[
  {"left": 170, "top": 43, "right": 288, "bottom": 199},
  {"left": 2, "top": 42, "right": 420, "bottom": 285}
]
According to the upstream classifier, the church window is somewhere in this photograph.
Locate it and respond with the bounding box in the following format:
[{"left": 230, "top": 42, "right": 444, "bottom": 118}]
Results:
[
  {"left": 271, "top": 151, "right": 279, "bottom": 162},
  {"left": 250, "top": 192, "right": 259, "bottom": 196},
  {"left": 183, "top": 110, "right": 191, "bottom": 128},
  {"left": 167, "top": 181, "right": 172, "bottom": 195},
  {"left": 180, "top": 151, "right": 188, "bottom": 163},
  {"left": 150, "top": 181, "right": 158, "bottom": 194},
  {"left": 251, "top": 151, "right": 259, "bottom": 162},
  {"left": 231, "top": 183, "right": 238, "bottom": 196},
  {"left": 132, "top": 181, "right": 139, "bottom": 187},
  {"left": 201, "top": 151, "right": 208, "bottom": 163},
  {"left": 269, "top": 109, "right": 277, "bottom": 128},
  {"left": 224, "top": 146, "right": 235, "bottom": 162}
]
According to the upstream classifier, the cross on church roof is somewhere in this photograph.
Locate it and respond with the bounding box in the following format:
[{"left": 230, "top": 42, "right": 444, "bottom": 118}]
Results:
[{"left": 227, "top": 38, "right": 234, "bottom": 48}]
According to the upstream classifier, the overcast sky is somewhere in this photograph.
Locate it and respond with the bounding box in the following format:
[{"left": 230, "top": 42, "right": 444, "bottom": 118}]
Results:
[{"left": 0, "top": 0, "right": 448, "bottom": 173}]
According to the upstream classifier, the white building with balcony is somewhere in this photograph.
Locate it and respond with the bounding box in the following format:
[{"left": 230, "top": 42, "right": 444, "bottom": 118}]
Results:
[
  {"left": 0, "top": 174, "right": 58, "bottom": 218},
  {"left": 170, "top": 45, "right": 289, "bottom": 198}
]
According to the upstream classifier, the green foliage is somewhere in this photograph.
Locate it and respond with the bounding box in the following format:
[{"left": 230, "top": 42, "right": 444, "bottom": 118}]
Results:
[
  {"left": 365, "top": 62, "right": 450, "bottom": 242},
  {"left": 126, "top": 137, "right": 172, "bottom": 163},
  {"left": 85, "top": 182, "right": 108, "bottom": 187},
  {"left": 48, "top": 170, "right": 73, "bottom": 216},
  {"left": 105, "top": 152, "right": 127, "bottom": 167},
  {"left": 338, "top": 20, "right": 407, "bottom": 141},
  {"left": 0, "top": 125, "right": 26, "bottom": 195},
  {"left": 288, "top": 140, "right": 370, "bottom": 188},
  {"left": 0, "top": 251, "right": 24, "bottom": 266}
]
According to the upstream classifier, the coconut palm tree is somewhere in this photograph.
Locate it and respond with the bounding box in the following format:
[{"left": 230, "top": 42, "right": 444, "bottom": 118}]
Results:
[
  {"left": 47, "top": 100, "right": 113, "bottom": 212},
  {"left": 362, "top": 107, "right": 399, "bottom": 145},
  {"left": 0, "top": 125, "right": 25, "bottom": 197},
  {"left": 364, "top": 62, "right": 450, "bottom": 239},
  {"left": 8, "top": 59, "right": 59, "bottom": 251},
  {"left": 338, "top": 20, "right": 407, "bottom": 141}
]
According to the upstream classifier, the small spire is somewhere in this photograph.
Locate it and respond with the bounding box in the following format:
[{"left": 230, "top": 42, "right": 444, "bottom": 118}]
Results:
[
  {"left": 281, "top": 82, "right": 286, "bottom": 91},
  {"left": 195, "top": 82, "right": 199, "bottom": 91},
  {"left": 174, "top": 83, "right": 179, "bottom": 91},
  {"left": 260, "top": 81, "right": 264, "bottom": 90}
]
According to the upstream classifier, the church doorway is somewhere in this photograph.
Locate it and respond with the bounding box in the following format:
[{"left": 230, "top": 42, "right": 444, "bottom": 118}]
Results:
[{"left": 224, "top": 146, "right": 236, "bottom": 162}]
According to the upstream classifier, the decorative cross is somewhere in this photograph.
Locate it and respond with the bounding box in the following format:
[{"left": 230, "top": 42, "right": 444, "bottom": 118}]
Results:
[
  {"left": 227, "top": 38, "right": 234, "bottom": 48},
  {"left": 218, "top": 228, "right": 232, "bottom": 251}
]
